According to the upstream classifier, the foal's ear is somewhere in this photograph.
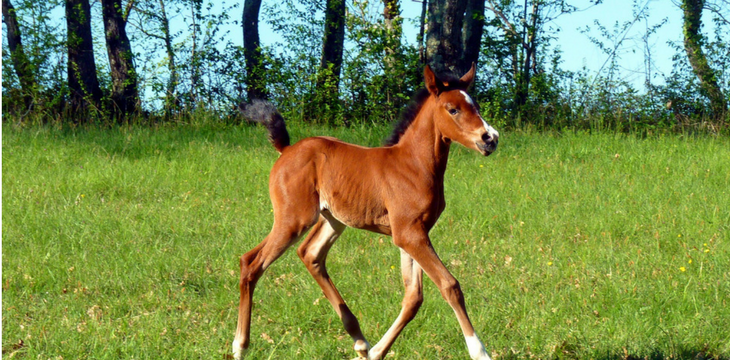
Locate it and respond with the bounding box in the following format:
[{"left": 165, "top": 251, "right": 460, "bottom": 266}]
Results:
[
  {"left": 424, "top": 65, "right": 443, "bottom": 96},
  {"left": 459, "top": 62, "right": 476, "bottom": 89}
]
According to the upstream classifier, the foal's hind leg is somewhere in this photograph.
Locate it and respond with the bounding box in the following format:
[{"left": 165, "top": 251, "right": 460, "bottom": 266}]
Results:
[
  {"left": 296, "top": 215, "right": 371, "bottom": 359},
  {"left": 233, "top": 218, "right": 316, "bottom": 360},
  {"left": 367, "top": 249, "right": 424, "bottom": 360}
]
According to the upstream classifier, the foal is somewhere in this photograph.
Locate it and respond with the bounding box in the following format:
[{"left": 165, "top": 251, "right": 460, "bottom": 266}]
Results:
[{"left": 233, "top": 64, "right": 499, "bottom": 360}]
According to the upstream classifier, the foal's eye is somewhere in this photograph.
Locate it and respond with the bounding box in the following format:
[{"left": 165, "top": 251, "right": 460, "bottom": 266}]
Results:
[{"left": 448, "top": 108, "right": 459, "bottom": 116}]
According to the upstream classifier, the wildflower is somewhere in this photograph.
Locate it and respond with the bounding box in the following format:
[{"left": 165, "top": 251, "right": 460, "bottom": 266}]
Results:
[
  {"left": 547, "top": 261, "right": 553, "bottom": 266},
  {"left": 679, "top": 267, "right": 686, "bottom": 272},
  {"left": 688, "top": 259, "right": 692, "bottom": 264}
]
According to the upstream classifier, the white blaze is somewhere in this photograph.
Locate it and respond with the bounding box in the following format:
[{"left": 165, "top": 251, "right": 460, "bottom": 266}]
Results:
[
  {"left": 460, "top": 90, "right": 475, "bottom": 106},
  {"left": 481, "top": 118, "right": 499, "bottom": 140},
  {"left": 460, "top": 90, "right": 499, "bottom": 140}
]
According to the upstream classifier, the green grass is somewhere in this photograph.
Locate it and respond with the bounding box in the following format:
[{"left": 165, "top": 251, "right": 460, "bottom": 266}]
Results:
[{"left": 3, "top": 122, "right": 729, "bottom": 360}]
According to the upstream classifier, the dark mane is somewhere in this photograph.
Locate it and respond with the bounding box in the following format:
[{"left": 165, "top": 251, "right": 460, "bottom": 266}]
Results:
[
  {"left": 384, "top": 72, "right": 465, "bottom": 147},
  {"left": 384, "top": 88, "right": 430, "bottom": 146}
]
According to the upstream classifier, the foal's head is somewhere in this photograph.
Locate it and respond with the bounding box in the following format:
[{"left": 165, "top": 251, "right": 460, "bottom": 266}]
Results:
[{"left": 425, "top": 64, "right": 499, "bottom": 156}]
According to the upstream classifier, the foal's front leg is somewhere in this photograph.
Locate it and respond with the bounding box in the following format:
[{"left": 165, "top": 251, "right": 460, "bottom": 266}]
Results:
[{"left": 393, "top": 223, "right": 492, "bottom": 360}]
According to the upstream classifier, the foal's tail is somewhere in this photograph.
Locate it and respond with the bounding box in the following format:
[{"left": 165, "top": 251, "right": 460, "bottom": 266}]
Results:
[{"left": 239, "top": 100, "right": 290, "bottom": 153}]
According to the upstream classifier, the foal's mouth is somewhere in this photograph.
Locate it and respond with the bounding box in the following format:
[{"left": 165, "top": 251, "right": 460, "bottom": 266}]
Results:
[{"left": 477, "top": 140, "right": 498, "bottom": 156}]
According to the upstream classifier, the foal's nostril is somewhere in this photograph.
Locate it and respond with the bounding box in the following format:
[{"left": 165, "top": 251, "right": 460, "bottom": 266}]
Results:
[{"left": 481, "top": 132, "right": 493, "bottom": 143}]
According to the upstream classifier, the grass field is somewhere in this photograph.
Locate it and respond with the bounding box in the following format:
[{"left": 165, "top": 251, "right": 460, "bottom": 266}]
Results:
[{"left": 2, "top": 122, "right": 729, "bottom": 360}]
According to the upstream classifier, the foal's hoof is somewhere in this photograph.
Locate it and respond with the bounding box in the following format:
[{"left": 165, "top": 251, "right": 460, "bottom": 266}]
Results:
[{"left": 352, "top": 339, "right": 371, "bottom": 359}]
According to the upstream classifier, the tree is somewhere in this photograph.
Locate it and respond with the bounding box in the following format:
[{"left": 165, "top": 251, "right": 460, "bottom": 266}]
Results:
[
  {"left": 383, "top": 0, "right": 402, "bottom": 64},
  {"left": 681, "top": 0, "right": 727, "bottom": 119},
  {"left": 66, "top": 0, "right": 103, "bottom": 115},
  {"left": 242, "top": 0, "right": 267, "bottom": 100},
  {"left": 461, "top": 0, "right": 484, "bottom": 72},
  {"left": 484, "top": 0, "right": 582, "bottom": 112},
  {"left": 129, "top": 0, "right": 179, "bottom": 114},
  {"left": 2, "top": 0, "right": 37, "bottom": 106},
  {"left": 485, "top": 0, "right": 540, "bottom": 109},
  {"left": 319, "top": 0, "right": 346, "bottom": 87},
  {"left": 307, "top": 0, "right": 346, "bottom": 123},
  {"left": 101, "top": 0, "right": 140, "bottom": 119},
  {"left": 425, "top": 0, "right": 468, "bottom": 75}
]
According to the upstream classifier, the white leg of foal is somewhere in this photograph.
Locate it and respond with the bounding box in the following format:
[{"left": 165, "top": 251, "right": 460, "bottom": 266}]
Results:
[
  {"left": 465, "top": 333, "right": 491, "bottom": 360},
  {"left": 232, "top": 340, "right": 246, "bottom": 360}
]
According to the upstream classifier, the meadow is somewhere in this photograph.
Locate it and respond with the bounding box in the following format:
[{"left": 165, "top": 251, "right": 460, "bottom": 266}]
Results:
[{"left": 2, "top": 122, "right": 729, "bottom": 359}]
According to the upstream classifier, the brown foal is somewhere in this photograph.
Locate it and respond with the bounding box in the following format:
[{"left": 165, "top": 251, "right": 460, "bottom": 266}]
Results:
[{"left": 233, "top": 64, "right": 499, "bottom": 360}]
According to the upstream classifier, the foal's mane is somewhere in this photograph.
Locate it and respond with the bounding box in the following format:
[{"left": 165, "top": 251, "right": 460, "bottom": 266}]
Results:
[{"left": 384, "top": 72, "right": 466, "bottom": 147}]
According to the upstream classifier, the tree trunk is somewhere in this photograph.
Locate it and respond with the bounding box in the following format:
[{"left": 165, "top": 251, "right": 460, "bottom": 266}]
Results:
[
  {"left": 2, "top": 0, "right": 37, "bottom": 104},
  {"left": 425, "top": 0, "right": 467, "bottom": 75},
  {"left": 460, "top": 0, "right": 484, "bottom": 73},
  {"left": 157, "top": 0, "right": 178, "bottom": 114},
  {"left": 242, "top": 0, "right": 267, "bottom": 100},
  {"left": 101, "top": 0, "right": 140, "bottom": 119},
  {"left": 383, "top": 0, "right": 402, "bottom": 58},
  {"left": 515, "top": 1, "right": 538, "bottom": 109},
  {"left": 417, "top": 0, "right": 427, "bottom": 64},
  {"left": 682, "top": 0, "right": 727, "bottom": 119},
  {"left": 318, "top": 0, "right": 346, "bottom": 90},
  {"left": 66, "top": 0, "right": 103, "bottom": 115},
  {"left": 308, "top": 0, "right": 346, "bottom": 123}
]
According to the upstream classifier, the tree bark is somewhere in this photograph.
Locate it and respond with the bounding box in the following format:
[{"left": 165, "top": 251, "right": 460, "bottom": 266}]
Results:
[
  {"left": 156, "top": 0, "right": 178, "bottom": 113},
  {"left": 308, "top": 0, "right": 346, "bottom": 123},
  {"left": 425, "top": 0, "right": 467, "bottom": 75},
  {"left": 515, "top": 1, "right": 538, "bottom": 109},
  {"left": 318, "top": 0, "right": 346, "bottom": 90},
  {"left": 101, "top": 0, "right": 140, "bottom": 119},
  {"left": 242, "top": 0, "right": 267, "bottom": 100},
  {"left": 461, "top": 0, "right": 484, "bottom": 73},
  {"left": 417, "top": 0, "right": 427, "bottom": 64},
  {"left": 382, "top": 0, "right": 401, "bottom": 74},
  {"left": 66, "top": 0, "right": 103, "bottom": 115},
  {"left": 682, "top": 0, "right": 727, "bottom": 119},
  {"left": 2, "top": 0, "right": 37, "bottom": 103},
  {"left": 383, "top": 0, "right": 401, "bottom": 50}
]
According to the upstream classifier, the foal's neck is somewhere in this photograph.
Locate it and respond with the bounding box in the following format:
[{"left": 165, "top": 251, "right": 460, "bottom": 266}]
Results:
[{"left": 394, "top": 100, "right": 451, "bottom": 179}]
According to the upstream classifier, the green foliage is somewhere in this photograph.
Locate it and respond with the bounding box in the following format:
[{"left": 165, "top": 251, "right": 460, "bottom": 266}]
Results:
[
  {"left": 477, "top": 0, "right": 728, "bottom": 133},
  {"left": 258, "top": 0, "right": 421, "bottom": 125},
  {"left": 3, "top": 122, "right": 730, "bottom": 359},
  {"left": 1, "top": 0, "right": 728, "bottom": 130}
]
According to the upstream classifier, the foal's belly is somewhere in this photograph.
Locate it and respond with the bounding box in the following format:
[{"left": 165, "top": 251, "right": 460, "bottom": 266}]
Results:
[{"left": 319, "top": 193, "right": 392, "bottom": 236}]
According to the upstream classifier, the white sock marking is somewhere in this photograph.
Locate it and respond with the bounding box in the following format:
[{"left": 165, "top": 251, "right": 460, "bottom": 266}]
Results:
[{"left": 465, "top": 334, "right": 491, "bottom": 360}]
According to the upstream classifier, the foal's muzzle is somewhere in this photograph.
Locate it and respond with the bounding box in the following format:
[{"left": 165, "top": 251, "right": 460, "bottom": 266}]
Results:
[{"left": 477, "top": 132, "right": 499, "bottom": 156}]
